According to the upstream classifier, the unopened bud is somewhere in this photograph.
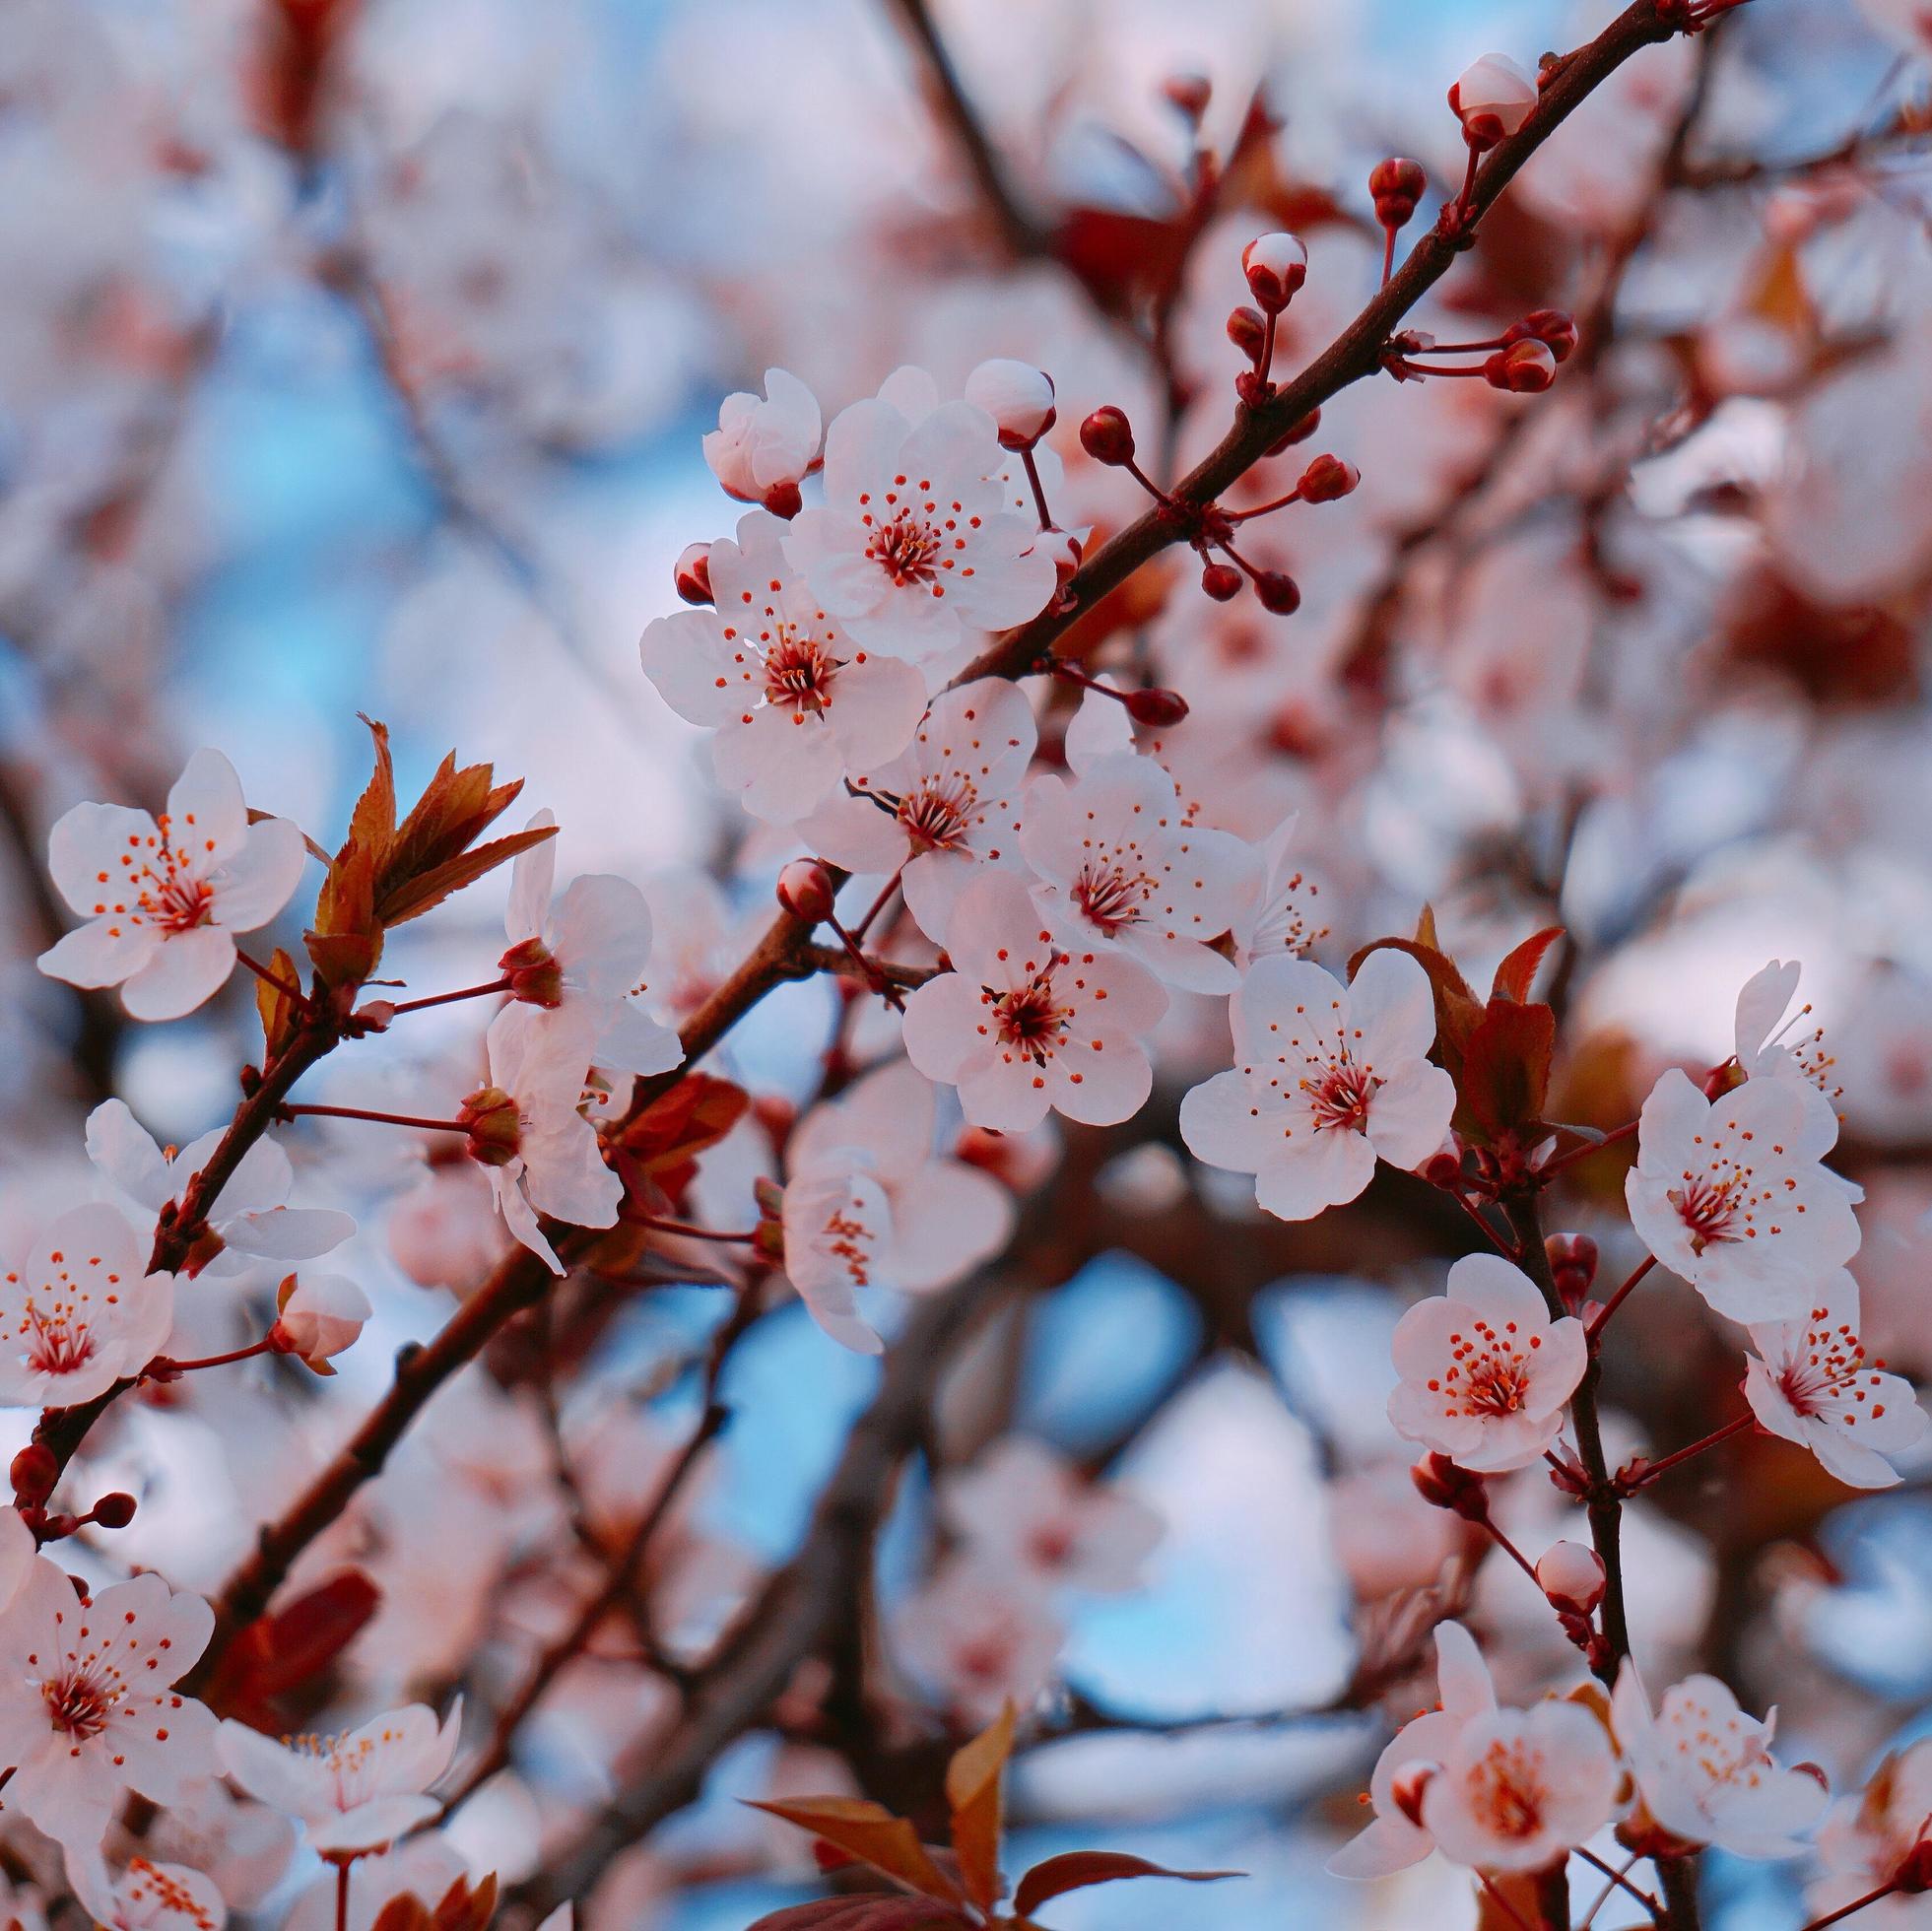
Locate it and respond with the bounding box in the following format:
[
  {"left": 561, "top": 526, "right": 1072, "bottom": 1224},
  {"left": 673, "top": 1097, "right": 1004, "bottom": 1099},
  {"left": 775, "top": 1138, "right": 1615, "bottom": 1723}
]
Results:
[
  {"left": 1369, "top": 157, "right": 1428, "bottom": 229},
  {"left": 1546, "top": 1232, "right": 1598, "bottom": 1311},
  {"left": 674, "top": 543, "right": 713, "bottom": 606},
  {"left": 762, "top": 479, "right": 803, "bottom": 520},
  {"left": 1241, "top": 232, "right": 1308, "bottom": 313},
  {"left": 1298, "top": 454, "right": 1361, "bottom": 503},
  {"left": 1449, "top": 52, "right": 1539, "bottom": 151},
  {"left": 1124, "top": 687, "right": 1189, "bottom": 728},
  {"left": 91, "top": 1492, "right": 137, "bottom": 1530},
  {"left": 1226, "top": 304, "right": 1267, "bottom": 362},
  {"left": 1162, "top": 72, "right": 1212, "bottom": 122},
  {"left": 500, "top": 935, "right": 564, "bottom": 1009},
  {"left": 1899, "top": 1837, "right": 1932, "bottom": 1895},
  {"left": 1509, "top": 306, "right": 1577, "bottom": 364},
  {"left": 458, "top": 1086, "right": 522, "bottom": 1168},
  {"left": 1079, "top": 407, "right": 1136, "bottom": 467},
  {"left": 1412, "top": 1452, "right": 1489, "bottom": 1520},
  {"left": 1200, "top": 561, "right": 1242, "bottom": 602},
  {"left": 1040, "top": 526, "right": 1083, "bottom": 588},
  {"left": 1484, "top": 339, "right": 1558, "bottom": 393},
  {"left": 965, "top": 359, "right": 1057, "bottom": 449},
  {"left": 1254, "top": 569, "right": 1301, "bottom": 616},
  {"left": 776, "top": 858, "right": 837, "bottom": 926},
  {"left": 1536, "top": 1540, "right": 1606, "bottom": 1616},
  {"left": 1423, "top": 1151, "right": 1465, "bottom": 1190},
  {"left": 11, "top": 1444, "right": 57, "bottom": 1507}
]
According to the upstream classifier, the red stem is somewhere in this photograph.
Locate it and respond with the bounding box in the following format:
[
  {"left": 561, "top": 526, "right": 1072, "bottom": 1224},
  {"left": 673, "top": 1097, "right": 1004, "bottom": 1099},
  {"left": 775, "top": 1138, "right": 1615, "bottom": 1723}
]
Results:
[
  {"left": 1588, "top": 1253, "right": 1656, "bottom": 1340},
  {"left": 234, "top": 949, "right": 307, "bottom": 1006},
  {"left": 1630, "top": 1412, "right": 1753, "bottom": 1488},
  {"left": 1020, "top": 445, "right": 1053, "bottom": 530},
  {"left": 388, "top": 976, "right": 513, "bottom": 1016},
  {"left": 626, "top": 1214, "right": 759, "bottom": 1245},
  {"left": 151, "top": 1339, "right": 275, "bottom": 1375},
  {"left": 1543, "top": 1118, "right": 1639, "bottom": 1178},
  {"left": 1256, "top": 308, "right": 1277, "bottom": 389},
  {"left": 281, "top": 1102, "right": 471, "bottom": 1133},
  {"left": 849, "top": 867, "right": 905, "bottom": 945},
  {"left": 1797, "top": 1881, "right": 1900, "bottom": 1931},
  {"left": 1228, "top": 485, "right": 1304, "bottom": 523},
  {"left": 1380, "top": 224, "right": 1396, "bottom": 287}
]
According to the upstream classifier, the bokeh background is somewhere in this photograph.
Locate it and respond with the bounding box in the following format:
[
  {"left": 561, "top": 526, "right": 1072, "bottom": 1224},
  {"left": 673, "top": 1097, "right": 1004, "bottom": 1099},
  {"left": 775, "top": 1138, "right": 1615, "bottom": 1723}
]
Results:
[{"left": 4, "top": 0, "right": 1932, "bottom": 1925}]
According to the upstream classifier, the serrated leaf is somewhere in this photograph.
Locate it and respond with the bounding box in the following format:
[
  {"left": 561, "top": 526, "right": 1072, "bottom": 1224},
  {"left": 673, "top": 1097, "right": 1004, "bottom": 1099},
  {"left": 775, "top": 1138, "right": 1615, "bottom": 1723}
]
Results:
[
  {"left": 746, "top": 1799, "right": 962, "bottom": 1903},
  {"left": 1492, "top": 926, "right": 1565, "bottom": 1004},
  {"left": 256, "top": 946, "right": 304, "bottom": 1060},
  {"left": 944, "top": 1700, "right": 1013, "bottom": 1909},
  {"left": 376, "top": 823, "right": 557, "bottom": 928},
  {"left": 368, "top": 1900, "right": 433, "bottom": 1931},
  {"left": 1011, "top": 1852, "right": 1240, "bottom": 1917},
  {"left": 348, "top": 714, "right": 398, "bottom": 857}
]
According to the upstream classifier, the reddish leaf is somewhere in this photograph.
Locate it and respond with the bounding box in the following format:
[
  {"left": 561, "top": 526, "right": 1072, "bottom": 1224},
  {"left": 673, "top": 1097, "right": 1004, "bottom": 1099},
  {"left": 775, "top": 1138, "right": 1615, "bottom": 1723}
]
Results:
[
  {"left": 746, "top": 1799, "right": 962, "bottom": 1903},
  {"left": 620, "top": 1073, "right": 749, "bottom": 1185},
  {"left": 745, "top": 1902, "right": 971, "bottom": 1931},
  {"left": 1012, "top": 1851, "right": 1241, "bottom": 1917},
  {"left": 1457, "top": 999, "right": 1557, "bottom": 1144},
  {"left": 209, "top": 1570, "right": 379, "bottom": 1718},
  {"left": 1492, "top": 926, "right": 1565, "bottom": 1005},
  {"left": 944, "top": 1700, "right": 1014, "bottom": 1910}
]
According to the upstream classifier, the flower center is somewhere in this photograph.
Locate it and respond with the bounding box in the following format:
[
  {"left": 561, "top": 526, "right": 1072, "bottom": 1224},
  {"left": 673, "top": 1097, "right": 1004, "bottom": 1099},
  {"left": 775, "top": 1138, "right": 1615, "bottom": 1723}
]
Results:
[
  {"left": 1304, "top": 1060, "right": 1379, "bottom": 1133},
  {"left": 1071, "top": 860, "right": 1148, "bottom": 936},
  {"left": 896, "top": 774, "right": 975, "bottom": 853},
  {"left": 989, "top": 970, "right": 1071, "bottom": 1065},
  {"left": 1434, "top": 1315, "right": 1542, "bottom": 1420},
  {"left": 1776, "top": 1310, "right": 1888, "bottom": 1422},
  {"left": 22, "top": 1300, "right": 95, "bottom": 1378},
  {"left": 1667, "top": 1170, "right": 1747, "bottom": 1252},
  {"left": 818, "top": 1204, "right": 877, "bottom": 1288},
  {"left": 866, "top": 508, "right": 942, "bottom": 588},
  {"left": 1469, "top": 1740, "right": 1547, "bottom": 1840},
  {"left": 762, "top": 630, "right": 838, "bottom": 715},
  {"left": 44, "top": 1667, "right": 116, "bottom": 1741}
]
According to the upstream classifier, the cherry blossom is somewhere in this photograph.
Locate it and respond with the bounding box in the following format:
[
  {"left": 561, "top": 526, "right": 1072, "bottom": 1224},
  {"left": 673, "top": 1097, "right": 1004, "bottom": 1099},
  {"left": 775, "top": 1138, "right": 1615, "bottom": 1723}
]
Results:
[
  {"left": 799, "top": 676, "right": 1036, "bottom": 942},
  {"left": 85, "top": 1100, "right": 357, "bottom": 1275},
  {"left": 496, "top": 814, "right": 684, "bottom": 1077},
  {"left": 938, "top": 1436, "right": 1161, "bottom": 1594},
  {"left": 0, "top": 1200, "right": 174, "bottom": 1407},
  {"left": 891, "top": 1560, "right": 1065, "bottom": 1727},
  {"left": 1625, "top": 1067, "right": 1863, "bottom": 1324},
  {"left": 1178, "top": 951, "right": 1456, "bottom": 1221},
  {"left": 639, "top": 513, "right": 926, "bottom": 823},
  {"left": 901, "top": 872, "right": 1167, "bottom": 1131},
  {"left": 1811, "top": 1738, "right": 1932, "bottom": 1924},
  {"left": 777, "top": 1160, "right": 893, "bottom": 1355},
  {"left": 1450, "top": 53, "right": 1540, "bottom": 146},
  {"left": 1019, "top": 751, "right": 1255, "bottom": 992},
  {"left": 1329, "top": 1619, "right": 1497, "bottom": 1880},
  {"left": 782, "top": 368, "right": 1057, "bottom": 661},
  {"left": 37, "top": 749, "right": 307, "bottom": 1022},
  {"left": 218, "top": 1699, "right": 462, "bottom": 1854},
  {"left": 1742, "top": 1270, "right": 1927, "bottom": 1489},
  {"left": 702, "top": 367, "right": 822, "bottom": 513},
  {"left": 1229, "top": 813, "right": 1326, "bottom": 968},
  {"left": 1734, "top": 959, "right": 1839, "bottom": 1111},
  {"left": 1612, "top": 1667, "right": 1828, "bottom": 1858},
  {"left": 1387, "top": 1254, "right": 1588, "bottom": 1473},
  {"left": 269, "top": 1271, "right": 372, "bottom": 1369},
  {"left": 0, "top": 1561, "right": 218, "bottom": 1850},
  {"left": 64, "top": 1848, "right": 227, "bottom": 1931},
  {"left": 466, "top": 1008, "right": 620, "bottom": 1275},
  {"left": 1855, "top": 0, "right": 1932, "bottom": 55}
]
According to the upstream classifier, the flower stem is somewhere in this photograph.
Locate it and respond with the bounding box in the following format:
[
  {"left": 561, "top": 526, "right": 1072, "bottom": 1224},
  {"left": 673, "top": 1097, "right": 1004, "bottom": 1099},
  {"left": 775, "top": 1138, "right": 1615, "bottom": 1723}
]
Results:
[
  {"left": 1625, "top": 1413, "right": 1753, "bottom": 1490},
  {"left": 388, "top": 976, "right": 513, "bottom": 1016},
  {"left": 1573, "top": 1846, "right": 1661, "bottom": 1921},
  {"left": 281, "top": 1102, "right": 471, "bottom": 1133},
  {"left": 849, "top": 867, "right": 905, "bottom": 946},
  {"left": 1796, "top": 1881, "right": 1900, "bottom": 1931},
  {"left": 335, "top": 1861, "right": 351, "bottom": 1931},
  {"left": 1588, "top": 1253, "right": 1656, "bottom": 1341},
  {"left": 626, "top": 1214, "right": 759, "bottom": 1245},
  {"left": 234, "top": 949, "right": 307, "bottom": 1006},
  {"left": 1542, "top": 1118, "right": 1638, "bottom": 1178},
  {"left": 1020, "top": 445, "right": 1053, "bottom": 530},
  {"left": 1228, "top": 485, "right": 1304, "bottom": 523},
  {"left": 150, "top": 1339, "right": 275, "bottom": 1376}
]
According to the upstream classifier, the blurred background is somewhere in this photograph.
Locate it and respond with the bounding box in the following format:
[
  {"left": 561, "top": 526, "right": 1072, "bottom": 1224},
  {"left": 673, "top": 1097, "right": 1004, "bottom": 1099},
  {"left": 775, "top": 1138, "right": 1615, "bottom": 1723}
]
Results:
[{"left": 4, "top": 0, "right": 1932, "bottom": 1925}]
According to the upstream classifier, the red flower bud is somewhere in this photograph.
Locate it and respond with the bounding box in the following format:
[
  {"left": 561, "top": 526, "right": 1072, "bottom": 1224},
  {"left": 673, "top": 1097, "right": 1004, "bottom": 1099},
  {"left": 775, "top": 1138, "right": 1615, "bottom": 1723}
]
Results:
[
  {"left": 1536, "top": 1539, "right": 1606, "bottom": 1616},
  {"left": 1226, "top": 304, "right": 1267, "bottom": 361},
  {"left": 1254, "top": 569, "right": 1301, "bottom": 616},
  {"left": 1545, "top": 1232, "right": 1599, "bottom": 1311},
  {"left": 1199, "top": 562, "right": 1242, "bottom": 602},
  {"left": 1241, "top": 232, "right": 1308, "bottom": 313},
  {"left": 1266, "top": 407, "right": 1321, "bottom": 455},
  {"left": 1509, "top": 306, "right": 1578, "bottom": 363},
  {"left": 91, "top": 1492, "right": 137, "bottom": 1530},
  {"left": 1412, "top": 1451, "right": 1489, "bottom": 1520},
  {"left": 1423, "top": 1151, "right": 1465, "bottom": 1190},
  {"left": 1079, "top": 407, "right": 1136, "bottom": 466},
  {"left": 761, "top": 479, "right": 803, "bottom": 520},
  {"left": 1369, "top": 157, "right": 1428, "bottom": 229},
  {"left": 458, "top": 1086, "right": 522, "bottom": 1168},
  {"left": 1485, "top": 339, "right": 1558, "bottom": 393},
  {"left": 1298, "top": 454, "right": 1361, "bottom": 503},
  {"left": 11, "top": 1444, "right": 57, "bottom": 1507},
  {"left": 1124, "top": 687, "right": 1190, "bottom": 728},
  {"left": 1162, "top": 72, "right": 1212, "bottom": 121},
  {"left": 674, "top": 542, "right": 713, "bottom": 606},
  {"left": 776, "top": 858, "right": 837, "bottom": 925}
]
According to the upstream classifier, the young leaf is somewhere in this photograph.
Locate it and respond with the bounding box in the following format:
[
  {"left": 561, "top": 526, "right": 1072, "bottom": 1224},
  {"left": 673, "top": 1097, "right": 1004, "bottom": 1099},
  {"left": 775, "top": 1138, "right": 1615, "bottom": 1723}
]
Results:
[
  {"left": 943, "top": 1700, "right": 1015, "bottom": 1910},
  {"left": 376, "top": 822, "right": 557, "bottom": 929},
  {"left": 1456, "top": 999, "right": 1557, "bottom": 1144},
  {"left": 348, "top": 714, "right": 398, "bottom": 857},
  {"left": 305, "top": 837, "right": 379, "bottom": 988},
  {"left": 255, "top": 946, "right": 304, "bottom": 1061},
  {"left": 746, "top": 1798, "right": 964, "bottom": 1903},
  {"left": 1011, "top": 1851, "right": 1241, "bottom": 1917},
  {"left": 1492, "top": 925, "right": 1565, "bottom": 1004},
  {"left": 744, "top": 1902, "right": 971, "bottom": 1931}
]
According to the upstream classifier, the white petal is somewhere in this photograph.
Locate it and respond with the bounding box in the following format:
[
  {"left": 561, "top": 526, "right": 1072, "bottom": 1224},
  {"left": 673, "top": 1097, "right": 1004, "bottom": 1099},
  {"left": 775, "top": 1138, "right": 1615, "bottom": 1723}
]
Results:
[{"left": 120, "top": 928, "right": 237, "bottom": 1021}]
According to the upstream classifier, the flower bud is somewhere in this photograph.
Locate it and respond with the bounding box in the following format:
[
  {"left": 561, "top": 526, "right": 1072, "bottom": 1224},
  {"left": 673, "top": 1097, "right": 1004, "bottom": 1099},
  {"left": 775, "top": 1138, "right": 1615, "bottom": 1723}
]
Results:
[
  {"left": 1510, "top": 306, "right": 1578, "bottom": 364},
  {"left": 1266, "top": 407, "right": 1321, "bottom": 454},
  {"left": 674, "top": 543, "right": 712, "bottom": 606},
  {"left": 776, "top": 857, "right": 837, "bottom": 925},
  {"left": 271, "top": 1271, "right": 373, "bottom": 1369},
  {"left": 458, "top": 1086, "right": 522, "bottom": 1168},
  {"left": 1412, "top": 1451, "right": 1489, "bottom": 1520},
  {"left": 1039, "top": 526, "right": 1083, "bottom": 588},
  {"left": 1200, "top": 561, "right": 1242, "bottom": 602},
  {"left": 500, "top": 935, "right": 564, "bottom": 1009},
  {"left": 1536, "top": 1540, "right": 1607, "bottom": 1616},
  {"left": 91, "top": 1492, "right": 137, "bottom": 1530},
  {"left": 1254, "top": 569, "right": 1301, "bottom": 616},
  {"left": 965, "top": 359, "right": 1057, "bottom": 449},
  {"left": 1162, "top": 72, "right": 1212, "bottom": 121},
  {"left": 1241, "top": 232, "right": 1308, "bottom": 313},
  {"left": 1369, "top": 157, "right": 1428, "bottom": 229},
  {"left": 1546, "top": 1232, "right": 1598, "bottom": 1311},
  {"left": 1896, "top": 1835, "right": 1932, "bottom": 1894},
  {"left": 1226, "top": 304, "right": 1267, "bottom": 362},
  {"left": 762, "top": 479, "right": 803, "bottom": 520},
  {"left": 1124, "top": 687, "right": 1190, "bottom": 728},
  {"left": 1485, "top": 338, "right": 1558, "bottom": 393},
  {"left": 1298, "top": 454, "right": 1361, "bottom": 503},
  {"left": 703, "top": 368, "right": 822, "bottom": 505},
  {"left": 1079, "top": 407, "right": 1136, "bottom": 467},
  {"left": 1423, "top": 1151, "right": 1465, "bottom": 1190},
  {"left": 11, "top": 1443, "right": 57, "bottom": 1507},
  {"left": 1449, "top": 53, "right": 1539, "bottom": 150}
]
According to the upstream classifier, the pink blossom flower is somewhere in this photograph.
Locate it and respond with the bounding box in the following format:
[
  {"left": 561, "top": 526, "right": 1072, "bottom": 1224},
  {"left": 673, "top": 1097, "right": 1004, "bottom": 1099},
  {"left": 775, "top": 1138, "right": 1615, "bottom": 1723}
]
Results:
[
  {"left": 1613, "top": 1667, "right": 1827, "bottom": 1858},
  {"left": 891, "top": 1561, "right": 1064, "bottom": 1727},
  {"left": 1811, "top": 1738, "right": 1932, "bottom": 1924},
  {"left": 64, "top": 1848, "right": 227, "bottom": 1931},
  {"left": 1734, "top": 959, "right": 1838, "bottom": 1112},
  {"left": 777, "top": 1160, "right": 893, "bottom": 1356},
  {"left": 1179, "top": 951, "right": 1455, "bottom": 1221},
  {"left": 1743, "top": 1271, "right": 1927, "bottom": 1489},
  {"left": 799, "top": 677, "right": 1035, "bottom": 943},
  {"left": 0, "top": 1560, "right": 217, "bottom": 1850},
  {"left": 218, "top": 1699, "right": 462, "bottom": 1855},
  {"left": 901, "top": 872, "right": 1166, "bottom": 1131},
  {"left": 1329, "top": 1620, "right": 1497, "bottom": 1879},
  {"left": 1855, "top": 0, "right": 1932, "bottom": 55},
  {"left": 270, "top": 1271, "right": 372, "bottom": 1369},
  {"left": 938, "top": 1436, "right": 1161, "bottom": 1594},
  {"left": 1229, "top": 813, "right": 1326, "bottom": 968},
  {"left": 498, "top": 814, "right": 683, "bottom": 1077},
  {"left": 702, "top": 367, "right": 821, "bottom": 511},
  {"left": 1387, "top": 1254, "right": 1587, "bottom": 1472},
  {"left": 37, "top": 749, "right": 306, "bottom": 1021},
  {"left": 0, "top": 1201, "right": 173, "bottom": 1407},
  {"left": 1019, "top": 751, "right": 1255, "bottom": 993},
  {"left": 640, "top": 512, "right": 926, "bottom": 824},
  {"left": 782, "top": 370, "right": 1056, "bottom": 661},
  {"left": 1450, "top": 53, "right": 1539, "bottom": 145},
  {"left": 1625, "top": 1067, "right": 1863, "bottom": 1324}
]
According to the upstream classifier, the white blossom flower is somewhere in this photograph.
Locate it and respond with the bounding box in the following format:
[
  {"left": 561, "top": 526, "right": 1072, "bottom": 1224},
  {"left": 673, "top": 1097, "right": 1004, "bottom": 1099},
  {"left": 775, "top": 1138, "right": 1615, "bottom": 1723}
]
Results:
[
  {"left": 799, "top": 677, "right": 1035, "bottom": 944},
  {"left": 37, "top": 749, "right": 306, "bottom": 1021},
  {"left": 778, "top": 1160, "right": 894, "bottom": 1356},
  {"left": 1019, "top": 751, "right": 1255, "bottom": 993},
  {"left": 1179, "top": 951, "right": 1455, "bottom": 1221},
  {"left": 1330, "top": 1620, "right": 1497, "bottom": 1880},
  {"left": 1229, "top": 813, "right": 1326, "bottom": 967},
  {"left": 1811, "top": 1738, "right": 1932, "bottom": 1924},
  {"left": 783, "top": 370, "right": 1056, "bottom": 662},
  {"left": 218, "top": 1700, "right": 462, "bottom": 1855},
  {"left": 1450, "top": 53, "right": 1539, "bottom": 144},
  {"left": 0, "top": 1560, "right": 218, "bottom": 1851},
  {"left": 85, "top": 1100, "right": 356, "bottom": 1276},
  {"left": 1734, "top": 959, "right": 1840, "bottom": 1112},
  {"left": 1743, "top": 1270, "right": 1927, "bottom": 1488},
  {"left": 0, "top": 1201, "right": 174, "bottom": 1407},
  {"left": 1855, "top": 0, "right": 1932, "bottom": 56},
  {"left": 702, "top": 368, "right": 822, "bottom": 510},
  {"left": 938, "top": 1437, "right": 1161, "bottom": 1594},
  {"left": 1388, "top": 1254, "right": 1588, "bottom": 1472},
  {"left": 640, "top": 512, "right": 926, "bottom": 823},
  {"left": 963, "top": 358, "right": 1055, "bottom": 446},
  {"left": 1625, "top": 1067, "right": 1863, "bottom": 1323},
  {"left": 902, "top": 872, "right": 1167, "bottom": 1131},
  {"left": 270, "top": 1272, "right": 372, "bottom": 1370},
  {"left": 892, "top": 1560, "right": 1065, "bottom": 1728},
  {"left": 64, "top": 1848, "right": 227, "bottom": 1931},
  {"left": 497, "top": 813, "right": 683, "bottom": 1077},
  {"left": 1613, "top": 1667, "right": 1827, "bottom": 1859}
]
